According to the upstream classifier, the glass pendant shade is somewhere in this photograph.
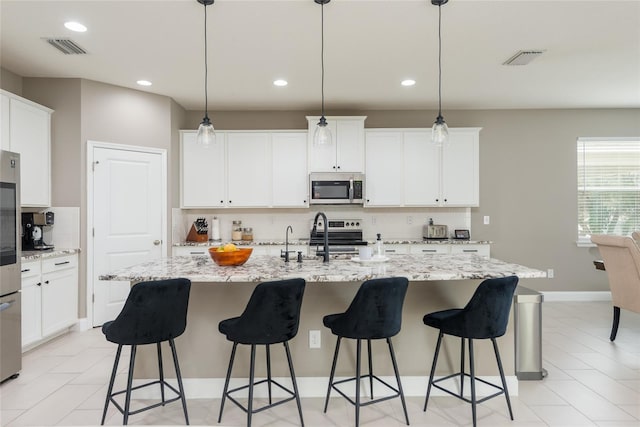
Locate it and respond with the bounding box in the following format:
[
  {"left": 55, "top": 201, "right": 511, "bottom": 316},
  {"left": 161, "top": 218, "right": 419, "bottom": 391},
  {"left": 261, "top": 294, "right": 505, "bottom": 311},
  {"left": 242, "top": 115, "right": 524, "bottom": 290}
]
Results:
[
  {"left": 314, "top": 116, "right": 332, "bottom": 146},
  {"left": 432, "top": 115, "right": 449, "bottom": 146},
  {"left": 197, "top": 115, "right": 215, "bottom": 147}
]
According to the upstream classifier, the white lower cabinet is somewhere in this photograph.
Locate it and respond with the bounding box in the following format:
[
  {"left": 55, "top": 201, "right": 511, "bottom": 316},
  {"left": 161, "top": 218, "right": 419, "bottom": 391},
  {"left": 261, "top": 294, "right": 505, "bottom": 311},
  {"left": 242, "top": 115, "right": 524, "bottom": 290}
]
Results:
[
  {"left": 449, "top": 244, "right": 490, "bottom": 258},
  {"left": 383, "top": 244, "right": 411, "bottom": 255},
  {"left": 21, "top": 254, "right": 78, "bottom": 350},
  {"left": 172, "top": 246, "right": 210, "bottom": 257},
  {"left": 410, "top": 245, "right": 450, "bottom": 255}
]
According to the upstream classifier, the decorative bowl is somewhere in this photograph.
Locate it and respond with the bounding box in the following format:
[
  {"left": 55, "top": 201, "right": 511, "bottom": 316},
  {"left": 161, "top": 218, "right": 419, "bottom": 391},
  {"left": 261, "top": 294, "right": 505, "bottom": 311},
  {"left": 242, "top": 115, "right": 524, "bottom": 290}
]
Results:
[{"left": 208, "top": 247, "right": 253, "bottom": 266}]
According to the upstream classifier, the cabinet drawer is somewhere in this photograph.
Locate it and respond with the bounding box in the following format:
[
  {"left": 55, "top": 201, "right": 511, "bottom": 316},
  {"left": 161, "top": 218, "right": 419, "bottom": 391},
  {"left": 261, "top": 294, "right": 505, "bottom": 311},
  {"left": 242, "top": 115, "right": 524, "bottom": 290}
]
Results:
[
  {"left": 410, "top": 245, "right": 449, "bottom": 255},
  {"left": 21, "top": 261, "right": 41, "bottom": 279},
  {"left": 383, "top": 244, "right": 410, "bottom": 255},
  {"left": 42, "top": 255, "right": 77, "bottom": 273},
  {"left": 172, "top": 247, "right": 210, "bottom": 257},
  {"left": 450, "top": 245, "right": 490, "bottom": 258}
]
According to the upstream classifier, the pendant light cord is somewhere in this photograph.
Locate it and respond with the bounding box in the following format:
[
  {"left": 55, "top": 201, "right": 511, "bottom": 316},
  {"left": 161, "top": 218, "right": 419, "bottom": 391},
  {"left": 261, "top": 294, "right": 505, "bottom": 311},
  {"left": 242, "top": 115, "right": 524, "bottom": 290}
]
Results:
[
  {"left": 437, "top": 3, "right": 442, "bottom": 117},
  {"left": 203, "top": 3, "right": 209, "bottom": 118},
  {"left": 321, "top": 2, "right": 326, "bottom": 117}
]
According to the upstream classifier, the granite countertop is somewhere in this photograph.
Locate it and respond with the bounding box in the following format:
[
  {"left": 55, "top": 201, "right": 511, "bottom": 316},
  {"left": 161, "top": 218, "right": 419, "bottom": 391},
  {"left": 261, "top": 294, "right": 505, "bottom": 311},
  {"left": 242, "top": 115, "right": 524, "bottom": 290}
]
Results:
[
  {"left": 22, "top": 248, "right": 80, "bottom": 261},
  {"left": 100, "top": 253, "right": 545, "bottom": 283},
  {"left": 173, "top": 239, "right": 491, "bottom": 247}
]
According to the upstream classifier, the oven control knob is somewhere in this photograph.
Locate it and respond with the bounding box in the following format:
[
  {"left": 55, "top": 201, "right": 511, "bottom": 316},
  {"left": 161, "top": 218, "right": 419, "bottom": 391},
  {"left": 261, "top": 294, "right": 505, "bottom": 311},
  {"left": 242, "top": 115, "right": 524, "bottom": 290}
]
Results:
[{"left": 356, "top": 222, "right": 360, "bottom": 227}]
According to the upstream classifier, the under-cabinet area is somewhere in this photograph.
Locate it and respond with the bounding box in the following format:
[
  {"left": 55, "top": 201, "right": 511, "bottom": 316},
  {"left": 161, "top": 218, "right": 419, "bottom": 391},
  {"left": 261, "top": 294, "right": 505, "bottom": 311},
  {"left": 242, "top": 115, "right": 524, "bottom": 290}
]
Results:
[{"left": 20, "top": 252, "right": 79, "bottom": 350}]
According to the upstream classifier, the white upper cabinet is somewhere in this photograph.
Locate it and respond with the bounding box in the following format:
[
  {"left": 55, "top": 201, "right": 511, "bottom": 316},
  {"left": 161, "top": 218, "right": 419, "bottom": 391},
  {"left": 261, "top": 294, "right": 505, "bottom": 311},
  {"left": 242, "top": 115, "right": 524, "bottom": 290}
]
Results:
[
  {"left": 226, "top": 132, "right": 271, "bottom": 207},
  {"left": 180, "top": 130, "right": 308, "bottom": 209},
  {"left": 271, "top": 132, "right": 308, "bottom": 207},
  {"left": 181, "top": 131, "right": 226, "bottom": 208},
  {"left": 364, "top": 128, "right": 480, "bottom": 207},
  {"left": 307, "top": 116, "right": 366, "bottom": 173},
  {"left": 1, "top": 90, "right": 53, "bottom": 207}
]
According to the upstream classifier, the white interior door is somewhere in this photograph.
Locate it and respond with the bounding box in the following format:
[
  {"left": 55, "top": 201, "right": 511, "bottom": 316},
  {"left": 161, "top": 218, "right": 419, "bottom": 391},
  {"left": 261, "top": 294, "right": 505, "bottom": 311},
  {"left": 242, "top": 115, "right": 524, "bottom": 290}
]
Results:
[{"left": 91, "top": 145, "right": 165, "bottom": 326}]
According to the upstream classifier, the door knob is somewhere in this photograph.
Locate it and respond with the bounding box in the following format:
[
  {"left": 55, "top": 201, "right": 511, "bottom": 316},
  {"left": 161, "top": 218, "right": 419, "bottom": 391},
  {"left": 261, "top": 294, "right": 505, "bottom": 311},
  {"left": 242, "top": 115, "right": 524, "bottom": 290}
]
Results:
[{"left": 153, "top": 240, "right": 161, "bottom": 245}]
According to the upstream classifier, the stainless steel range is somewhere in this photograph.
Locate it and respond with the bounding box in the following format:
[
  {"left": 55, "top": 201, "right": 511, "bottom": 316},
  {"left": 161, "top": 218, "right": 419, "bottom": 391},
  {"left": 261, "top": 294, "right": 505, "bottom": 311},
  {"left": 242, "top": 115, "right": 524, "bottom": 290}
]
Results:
[{"left": 309, "top": 218, "right": 367, "bottom": 256}]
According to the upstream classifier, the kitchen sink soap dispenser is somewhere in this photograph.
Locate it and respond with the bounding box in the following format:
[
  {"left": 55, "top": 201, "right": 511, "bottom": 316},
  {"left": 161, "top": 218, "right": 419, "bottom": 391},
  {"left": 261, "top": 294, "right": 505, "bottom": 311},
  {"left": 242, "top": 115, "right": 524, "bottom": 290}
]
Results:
[{"left": 375, "top": 233, "right": 385, "bottom": 258}]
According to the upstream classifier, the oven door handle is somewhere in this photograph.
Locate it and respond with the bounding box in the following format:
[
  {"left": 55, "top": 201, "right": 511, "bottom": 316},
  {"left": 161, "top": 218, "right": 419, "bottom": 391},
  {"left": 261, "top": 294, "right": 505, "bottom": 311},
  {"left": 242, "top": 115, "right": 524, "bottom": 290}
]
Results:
[{"left": 349, "top": 178, "right": 354, "bottom": 202}]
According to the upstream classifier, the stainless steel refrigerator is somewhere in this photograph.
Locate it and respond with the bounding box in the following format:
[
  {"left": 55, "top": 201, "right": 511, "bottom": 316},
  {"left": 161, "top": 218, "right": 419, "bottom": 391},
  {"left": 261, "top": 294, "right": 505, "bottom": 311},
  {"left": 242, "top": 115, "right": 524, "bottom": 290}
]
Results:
[{"left": 0, "top": 149, "right": 21, "bottom": 382}]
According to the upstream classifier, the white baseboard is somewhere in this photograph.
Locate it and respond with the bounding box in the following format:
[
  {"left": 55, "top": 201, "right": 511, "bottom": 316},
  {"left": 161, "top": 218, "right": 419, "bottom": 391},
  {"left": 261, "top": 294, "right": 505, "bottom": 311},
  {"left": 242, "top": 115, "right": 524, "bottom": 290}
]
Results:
[
  {"left": 542, "top": 291, "right": 612, "bottom": 302},
  {"left": 74, "top": 317, "right": 92, "bottom": 332},
  {"left": 128, "top": 375, "right": 519, "bottom": 400}
]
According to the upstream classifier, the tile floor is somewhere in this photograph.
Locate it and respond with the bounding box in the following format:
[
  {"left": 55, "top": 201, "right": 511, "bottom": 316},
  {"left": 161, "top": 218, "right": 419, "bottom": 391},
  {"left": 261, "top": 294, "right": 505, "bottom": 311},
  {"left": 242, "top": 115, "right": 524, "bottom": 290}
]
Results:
[{"left": 1, "top": 301, "right": 639, "bottom": 426}]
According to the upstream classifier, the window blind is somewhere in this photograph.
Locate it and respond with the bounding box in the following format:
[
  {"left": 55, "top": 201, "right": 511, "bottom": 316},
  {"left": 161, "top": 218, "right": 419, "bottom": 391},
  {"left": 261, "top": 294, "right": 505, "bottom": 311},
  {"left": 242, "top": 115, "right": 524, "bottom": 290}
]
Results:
[{"left": 577, "top": 138, "right": 640, "bottom": 242}]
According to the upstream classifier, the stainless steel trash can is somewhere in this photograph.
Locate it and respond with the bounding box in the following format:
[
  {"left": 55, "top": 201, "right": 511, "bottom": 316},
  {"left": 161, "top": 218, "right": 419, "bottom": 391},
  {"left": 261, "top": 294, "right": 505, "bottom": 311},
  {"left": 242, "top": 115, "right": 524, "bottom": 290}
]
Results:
[{"left": 514, "top": 286, "right": 547, "bottom": 380}]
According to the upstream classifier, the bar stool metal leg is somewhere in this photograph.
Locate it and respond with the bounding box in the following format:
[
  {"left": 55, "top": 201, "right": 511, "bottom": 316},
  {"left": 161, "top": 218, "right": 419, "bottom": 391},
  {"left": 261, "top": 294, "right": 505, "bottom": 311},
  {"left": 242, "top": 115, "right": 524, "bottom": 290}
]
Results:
[
  {"left": 423, "top": 332, "right": 443, "bottom": 411},
  {"left": 367, "top": 339, "right": 374, "bottom": 399},
  {"left": 324, "top": 337, "right": 342, "bottom": 412},
  {"left": 460, "top": 337, "right": 465, "bottom": 397},
  {"left": 157, "top": 343, "right": 165, "bottom": 405},
  {"left": 247, "top": 345, "right": 256, "bottom": 427},
  {"left": 284, "top": 342, "right": 305, "bottom": 427},
  {"left": 169, "top": 339, "right": 189, "bottom": 425},
  {"left": 218, "top": 342, "right": 238, "bottom": 423},
  {"left": 469, "top": 339, "right": 477, "bottom": 427},
  {"left": 492, "top": 338, "right": 513, "bottom": 420},
  {"left": 123, "top": 345, "right": 137, "bottom": 425},
  {"left": 266, "top": 344, "right": 272, "bottom": 405},
  {"left": 387, "top": 338, "right": 409, "bottom": 425},
  {"left": 355, "top": 339, "right": 362, "bottom": 427},
  {"left": 101, "top": 344, "right": 122, "bottom": 425}
]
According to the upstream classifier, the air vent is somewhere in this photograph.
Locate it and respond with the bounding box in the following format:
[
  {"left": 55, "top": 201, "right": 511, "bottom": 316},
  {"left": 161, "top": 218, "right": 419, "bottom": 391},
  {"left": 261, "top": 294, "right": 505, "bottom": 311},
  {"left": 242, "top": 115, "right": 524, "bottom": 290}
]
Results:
[
  {"left": 44, "top": 38, "right": 87, "bottom": 55},
  {"left": 503, "top": 50, "right": 544, "bottom": 66}
]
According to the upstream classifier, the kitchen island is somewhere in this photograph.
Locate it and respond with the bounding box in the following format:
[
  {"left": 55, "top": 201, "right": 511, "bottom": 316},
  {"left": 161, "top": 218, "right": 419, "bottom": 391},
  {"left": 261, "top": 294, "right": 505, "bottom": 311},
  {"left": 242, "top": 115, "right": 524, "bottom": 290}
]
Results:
[{"left": 100, "top": 254, "right": 546, "bottom": 398}]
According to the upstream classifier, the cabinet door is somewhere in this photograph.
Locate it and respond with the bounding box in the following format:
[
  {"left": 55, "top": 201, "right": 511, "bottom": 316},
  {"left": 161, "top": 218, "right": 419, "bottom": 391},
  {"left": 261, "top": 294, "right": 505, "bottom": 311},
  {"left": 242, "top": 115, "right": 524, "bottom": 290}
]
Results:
[
  {"left": 382, "top": 244, "right": 410, "bottom": 255},
  {"left": 41, "top": 267, "right": 78, "bottom": 336},
  {"left": 21, "top": 265, "right": 42, "bottom": 348},
  {"left": 365, "top": 131, "right": 403, "bottom": 206},
  {"left": 9, "top": 98, "right": 51, "bottom": 207},
  {"left": 172, "top": 246, "right": 209, "bottom": 257},
  {"left": 410, "top": 244, "right": 450, "bottom": 255},
  {"left": 450, "top": 244, "right": 490, "bottom": 258},
  {"left": 335, "top": 119, "right": 365, "bottom": 172},
  {"left": 0, "top": 94, "right": 9, "bottom": 150},
  {"left": 181, "top": 131, "right": 226, "bottom": 208},
  {"left": 441, "top": 129, "right": 479, "bottom": 206},
  {"left": 272, "top": 132, "right": 308, "bottom": 207},
  {"left": 226, "top": 132, "right": 271, "bottom": 207},
  {"left": 404, "top": 131, "right": 440, "bottom": 206}
]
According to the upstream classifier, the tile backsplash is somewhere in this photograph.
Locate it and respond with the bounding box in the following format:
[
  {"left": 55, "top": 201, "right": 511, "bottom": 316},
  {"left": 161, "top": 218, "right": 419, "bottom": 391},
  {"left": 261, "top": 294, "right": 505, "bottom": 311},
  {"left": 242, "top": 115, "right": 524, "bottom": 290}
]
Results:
[{"left": 173, "top": 207, "right": 471, "bottom": 243}]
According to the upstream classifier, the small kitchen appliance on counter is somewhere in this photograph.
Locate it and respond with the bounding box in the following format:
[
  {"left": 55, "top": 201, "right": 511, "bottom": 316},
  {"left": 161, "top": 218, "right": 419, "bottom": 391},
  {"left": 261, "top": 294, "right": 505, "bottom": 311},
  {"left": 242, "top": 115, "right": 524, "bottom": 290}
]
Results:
[
  {"left": 423, "top": 223, "right": 449, "bottom": 240},
  {"left": 186, "top": 217, "right": 209, "bottom": 242},
  {"left": 309, "top": 218, "right": 367, "bottom": 256},
  {"left": 22, "top": 211, "right": 55, "bottom": 250}
]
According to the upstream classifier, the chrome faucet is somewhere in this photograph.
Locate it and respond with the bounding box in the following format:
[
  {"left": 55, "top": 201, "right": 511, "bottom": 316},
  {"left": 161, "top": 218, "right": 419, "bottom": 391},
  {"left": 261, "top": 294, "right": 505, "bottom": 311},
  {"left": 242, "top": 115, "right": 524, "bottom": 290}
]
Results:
[
  {"left": 284, "top": 225, "right": 293, "bottom": 262},
  {"left": 312, "top": 212, "right": 329, "bottom": 263}
]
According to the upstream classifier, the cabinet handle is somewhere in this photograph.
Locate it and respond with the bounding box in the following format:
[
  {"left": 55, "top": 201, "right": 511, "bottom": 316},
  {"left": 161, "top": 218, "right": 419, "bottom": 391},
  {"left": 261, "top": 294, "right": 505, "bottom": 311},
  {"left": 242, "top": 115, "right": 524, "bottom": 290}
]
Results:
[
  {"left": 422, "top": 249, "right": 437, "bottom": 253},
  {"left": 463, "top": 249, "right": 478, "bottom": 253},
  {"left": 228, "top": 200, "right": 232, "bottom": 204},
  {"left": 220, "top": 200, "right": 224, "bottom": 204},
  {"left": 54, "top": 261, "right": 70, "bottom": 266},
  {"left": 337, "top": 166, "right": 341, "bottom": 170},
  {"left": 44, "top": 280, "right": 49, "bottom": 284},
  {"left": 21, "top": 268, "right": 30, "bottom": 273},
  {"left": 385, "top": 249, "right": 396, "bottom": 253},
  {"left": 332, "top": 166, "right": 336, "bottom": 169},
  {"left": 36, "top": 282, "right": 42, "bottom": 287},
  {"left": 444, "top": 198, "right": 448, "bottom": 202},
  {"left": 190, "top": 251, "right": 205, "bottom": 255}
]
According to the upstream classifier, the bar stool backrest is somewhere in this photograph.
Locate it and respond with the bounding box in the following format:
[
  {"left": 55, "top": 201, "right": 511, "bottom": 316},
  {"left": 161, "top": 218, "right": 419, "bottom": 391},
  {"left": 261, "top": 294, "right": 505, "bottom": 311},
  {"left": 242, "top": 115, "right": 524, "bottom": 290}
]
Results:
[{"left": 103, "top": 278, "right": 191, "bottom": 345}]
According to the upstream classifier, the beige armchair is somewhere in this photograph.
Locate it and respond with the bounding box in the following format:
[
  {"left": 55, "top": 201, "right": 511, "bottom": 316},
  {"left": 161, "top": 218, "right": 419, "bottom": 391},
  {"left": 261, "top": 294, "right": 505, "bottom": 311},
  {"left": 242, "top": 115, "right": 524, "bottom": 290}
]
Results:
[{"left": 590, "top": 234, "right": 640, "bottom": 341}]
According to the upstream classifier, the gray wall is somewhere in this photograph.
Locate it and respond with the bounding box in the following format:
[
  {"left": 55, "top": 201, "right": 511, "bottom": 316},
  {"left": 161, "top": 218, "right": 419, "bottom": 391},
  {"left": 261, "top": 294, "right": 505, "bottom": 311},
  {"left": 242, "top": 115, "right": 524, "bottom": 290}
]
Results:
[{"left": 1, "top": 68, "right": 23, "bottom": 95}]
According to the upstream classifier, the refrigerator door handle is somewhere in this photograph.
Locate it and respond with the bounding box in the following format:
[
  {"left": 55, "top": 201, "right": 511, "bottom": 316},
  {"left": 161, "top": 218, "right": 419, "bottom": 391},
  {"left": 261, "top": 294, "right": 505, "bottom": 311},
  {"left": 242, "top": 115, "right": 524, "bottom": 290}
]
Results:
[{"left": 0, "top": 299, "right": 16, "bottom": 312}]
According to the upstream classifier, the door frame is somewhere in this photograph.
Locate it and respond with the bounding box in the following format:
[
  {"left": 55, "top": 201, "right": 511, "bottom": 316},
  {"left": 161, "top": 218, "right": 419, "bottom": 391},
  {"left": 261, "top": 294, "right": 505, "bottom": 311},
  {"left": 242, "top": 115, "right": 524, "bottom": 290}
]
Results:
[{"left": 86, "top": 140, "right": 168, "bottom": 326}]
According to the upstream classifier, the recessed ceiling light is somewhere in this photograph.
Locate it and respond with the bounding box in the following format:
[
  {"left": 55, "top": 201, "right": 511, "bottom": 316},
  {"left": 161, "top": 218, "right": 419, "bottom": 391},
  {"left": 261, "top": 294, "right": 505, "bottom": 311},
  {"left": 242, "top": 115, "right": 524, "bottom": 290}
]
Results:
[
  {"left": 136, "top": 80, "right": 152, "bottom": 86},
  {"left": 401, "top": 79, "right": 416, "bottom": 87},
  {"left": 64, "top": 21, "right": 87, "bottom": 32},
  {"left": 273, "top": 79, "right": 288, "bottom": 87}
]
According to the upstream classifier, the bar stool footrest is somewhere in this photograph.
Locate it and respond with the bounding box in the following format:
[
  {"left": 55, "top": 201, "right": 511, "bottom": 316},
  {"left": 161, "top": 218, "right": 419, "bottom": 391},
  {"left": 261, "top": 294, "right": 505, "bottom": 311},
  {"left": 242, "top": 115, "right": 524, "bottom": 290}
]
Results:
[
  {"left": 431, "top": 372, "right": 506, "bottom": 405},
  {"left": 331, "top": 374, "right": 401, "bottom": 407},
  {"left": 108, "top": 379, "right": 184, "bottom": 417},
  {"left": 225, "top": 378, "right": 297, "bottom": 415}
]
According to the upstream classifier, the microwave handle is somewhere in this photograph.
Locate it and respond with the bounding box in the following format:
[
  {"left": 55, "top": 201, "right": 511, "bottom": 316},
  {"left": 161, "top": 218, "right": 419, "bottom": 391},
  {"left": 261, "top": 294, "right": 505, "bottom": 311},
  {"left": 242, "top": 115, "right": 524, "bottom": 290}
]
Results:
[{"left": 349, "top": 178, "right": 354, "bottom": 201}]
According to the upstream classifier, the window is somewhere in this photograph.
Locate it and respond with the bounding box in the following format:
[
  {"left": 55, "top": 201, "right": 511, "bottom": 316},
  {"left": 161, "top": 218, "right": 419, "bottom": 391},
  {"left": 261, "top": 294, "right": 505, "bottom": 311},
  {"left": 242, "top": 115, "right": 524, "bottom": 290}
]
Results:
[{"left": 577, "top": 137, "right": 640, "bottom": 244}]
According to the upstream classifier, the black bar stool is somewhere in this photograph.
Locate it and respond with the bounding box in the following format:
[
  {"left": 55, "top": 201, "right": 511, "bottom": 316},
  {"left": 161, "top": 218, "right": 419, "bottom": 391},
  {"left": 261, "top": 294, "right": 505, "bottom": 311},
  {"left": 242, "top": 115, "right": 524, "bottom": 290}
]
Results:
[
  {"left": 422, "top": 275, "right": 519, "bottom": 427},
  {"left": 323, "top": 277, "right": 409, "bottom": 427},
  {"left": 218, "top": 278, "right": 306, "bottom": 427},
  {"left": 100, "top": 278, "right": 191, "bottom": 425}
]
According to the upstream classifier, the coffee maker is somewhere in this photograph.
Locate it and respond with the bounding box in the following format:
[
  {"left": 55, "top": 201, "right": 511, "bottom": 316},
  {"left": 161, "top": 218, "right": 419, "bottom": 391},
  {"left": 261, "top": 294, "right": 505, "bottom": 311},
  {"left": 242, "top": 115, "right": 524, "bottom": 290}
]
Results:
[{"left": 22, "top": 212, "right": 55, "bottom": 250}]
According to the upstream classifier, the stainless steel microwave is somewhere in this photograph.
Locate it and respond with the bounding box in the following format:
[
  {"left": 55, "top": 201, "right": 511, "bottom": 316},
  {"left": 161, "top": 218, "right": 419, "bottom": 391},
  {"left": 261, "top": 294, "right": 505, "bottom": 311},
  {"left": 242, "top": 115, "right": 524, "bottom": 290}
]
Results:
[{"left": 309, "top": 172, "right": 365, "bottom": 205}]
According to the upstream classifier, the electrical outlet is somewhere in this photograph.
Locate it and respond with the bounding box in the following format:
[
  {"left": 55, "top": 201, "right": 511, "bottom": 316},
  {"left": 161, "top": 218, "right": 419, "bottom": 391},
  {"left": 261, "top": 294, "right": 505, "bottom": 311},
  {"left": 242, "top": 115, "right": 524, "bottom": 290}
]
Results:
[
  {"left": 309, "top": 330, "right": 321, "bottom": 349},
  {"left": 547, "top": 269, "right": 554, "bottom": 278},
  {"left": 483, "top": 215, "right": 490, "bottom": 225},
  {"left": 407, "top": 216, "right": 413, "bottom": 225}
]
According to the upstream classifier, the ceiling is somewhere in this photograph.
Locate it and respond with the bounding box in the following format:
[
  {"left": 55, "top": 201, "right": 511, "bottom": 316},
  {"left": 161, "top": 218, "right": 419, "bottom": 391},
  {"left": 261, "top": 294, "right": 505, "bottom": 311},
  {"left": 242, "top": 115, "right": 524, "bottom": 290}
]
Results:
[{"left": 1, "top": 0, "right": 639, "bottom": 112}]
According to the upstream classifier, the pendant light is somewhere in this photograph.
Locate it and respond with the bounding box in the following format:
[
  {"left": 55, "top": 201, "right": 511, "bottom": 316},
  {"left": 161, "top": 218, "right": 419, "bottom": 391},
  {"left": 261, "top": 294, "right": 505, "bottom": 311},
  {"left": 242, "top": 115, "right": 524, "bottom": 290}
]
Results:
[
  {"left": 431, "top": 0, "right": 449, "bottom": 146},
  {"left": 313, "top": 0, "right": 332, "bottom": 146},
  {"left": 196, "top": 0, "right": 215, "bottom": 146}
]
